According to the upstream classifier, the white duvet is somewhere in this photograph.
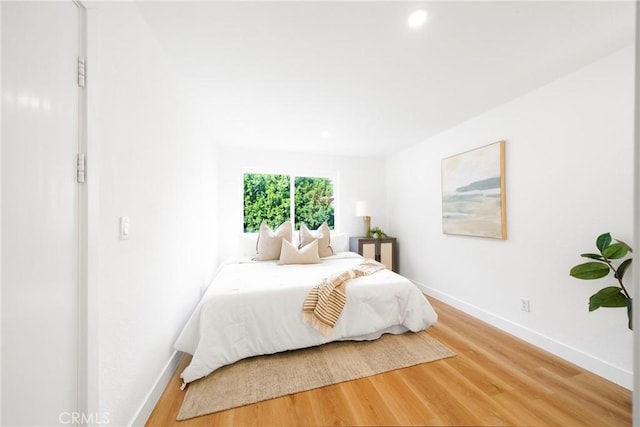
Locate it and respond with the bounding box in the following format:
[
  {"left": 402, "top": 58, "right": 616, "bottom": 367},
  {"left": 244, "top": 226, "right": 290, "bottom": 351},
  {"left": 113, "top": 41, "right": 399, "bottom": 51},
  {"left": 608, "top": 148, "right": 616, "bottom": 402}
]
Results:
[{"left": 174, "top": 252, "right": 438, "bottom": 384}]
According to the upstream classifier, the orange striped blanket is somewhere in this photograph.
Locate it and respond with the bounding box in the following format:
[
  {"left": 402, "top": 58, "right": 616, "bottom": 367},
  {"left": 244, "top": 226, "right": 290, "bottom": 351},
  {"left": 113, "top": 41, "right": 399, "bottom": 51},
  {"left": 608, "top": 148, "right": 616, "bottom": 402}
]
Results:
[{"left": 302, "top": 259, "right": 385, "bottom": 336}]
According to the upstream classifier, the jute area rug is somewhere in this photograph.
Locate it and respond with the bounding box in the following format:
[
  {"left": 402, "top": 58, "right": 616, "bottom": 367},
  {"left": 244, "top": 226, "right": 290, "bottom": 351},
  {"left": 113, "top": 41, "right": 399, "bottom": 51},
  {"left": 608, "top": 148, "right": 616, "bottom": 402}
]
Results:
[{"left": 177, "top": 331, "right": 455, "bottom": 421}]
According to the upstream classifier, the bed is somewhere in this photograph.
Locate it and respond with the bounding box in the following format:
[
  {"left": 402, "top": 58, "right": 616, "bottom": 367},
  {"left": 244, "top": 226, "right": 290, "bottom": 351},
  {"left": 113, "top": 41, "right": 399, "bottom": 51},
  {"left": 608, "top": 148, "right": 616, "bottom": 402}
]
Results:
[{"left": 174, "top": 249, "right": 439, "bottom": 385}]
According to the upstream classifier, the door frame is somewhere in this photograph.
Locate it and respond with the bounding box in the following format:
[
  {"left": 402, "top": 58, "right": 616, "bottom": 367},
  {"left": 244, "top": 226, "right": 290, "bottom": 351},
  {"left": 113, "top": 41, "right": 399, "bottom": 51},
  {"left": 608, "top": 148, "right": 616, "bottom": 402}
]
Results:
[{"left": 74, "top": 0, "right": 92, "bottom": 421}]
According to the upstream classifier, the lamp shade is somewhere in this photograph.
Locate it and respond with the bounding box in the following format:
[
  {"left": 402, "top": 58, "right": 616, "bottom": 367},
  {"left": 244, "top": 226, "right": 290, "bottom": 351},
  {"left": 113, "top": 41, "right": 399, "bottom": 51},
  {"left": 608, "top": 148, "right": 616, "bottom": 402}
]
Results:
[{"left": 355, "top": 201, "right": 372, "bottom": 217}]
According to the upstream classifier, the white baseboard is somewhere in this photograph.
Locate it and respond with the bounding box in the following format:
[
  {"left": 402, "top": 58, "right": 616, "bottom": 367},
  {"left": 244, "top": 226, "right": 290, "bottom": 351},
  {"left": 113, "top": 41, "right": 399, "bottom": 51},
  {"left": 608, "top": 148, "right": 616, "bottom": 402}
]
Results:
[
  {"left": 414, "top": 280, "right": 633, "bottom": 390},
  {"left": 129, "top": 351, "right": 182, "bottom": 426}
]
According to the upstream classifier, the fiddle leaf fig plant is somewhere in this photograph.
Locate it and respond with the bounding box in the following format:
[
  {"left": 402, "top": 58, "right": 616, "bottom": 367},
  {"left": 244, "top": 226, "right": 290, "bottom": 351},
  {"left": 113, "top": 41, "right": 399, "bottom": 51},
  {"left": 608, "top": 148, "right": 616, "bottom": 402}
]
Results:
[{"left": 569, "top": 232, "right": 633, "bottom": 330}]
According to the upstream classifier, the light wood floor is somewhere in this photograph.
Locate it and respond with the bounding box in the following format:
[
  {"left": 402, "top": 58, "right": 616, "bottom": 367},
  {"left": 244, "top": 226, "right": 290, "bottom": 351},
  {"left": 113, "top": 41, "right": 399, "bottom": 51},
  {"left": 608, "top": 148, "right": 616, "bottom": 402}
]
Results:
[{"left": 146, "top": 297, "right": 632, "bottom": 426}]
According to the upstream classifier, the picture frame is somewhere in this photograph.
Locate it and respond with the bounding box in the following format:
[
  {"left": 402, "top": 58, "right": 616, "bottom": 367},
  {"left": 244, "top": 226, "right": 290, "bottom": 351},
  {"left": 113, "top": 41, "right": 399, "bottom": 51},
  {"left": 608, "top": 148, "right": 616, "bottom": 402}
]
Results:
[{"left": 441, "top": 141, "right": 507, "bottom": 239}]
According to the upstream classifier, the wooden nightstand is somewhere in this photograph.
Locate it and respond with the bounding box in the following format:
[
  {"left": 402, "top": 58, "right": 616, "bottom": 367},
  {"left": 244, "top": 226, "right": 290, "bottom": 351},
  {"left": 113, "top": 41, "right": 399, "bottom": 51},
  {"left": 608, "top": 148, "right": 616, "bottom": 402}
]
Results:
[{"left": 349, "top": 237, "right": 398, "bottom": 273}]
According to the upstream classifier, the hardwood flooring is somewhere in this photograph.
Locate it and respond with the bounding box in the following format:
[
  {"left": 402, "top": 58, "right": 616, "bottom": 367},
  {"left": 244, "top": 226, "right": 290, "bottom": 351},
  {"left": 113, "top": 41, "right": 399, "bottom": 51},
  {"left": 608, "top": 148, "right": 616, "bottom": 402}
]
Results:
[{"left": 146, "top": 297, "right": 632, "bottom": 426}]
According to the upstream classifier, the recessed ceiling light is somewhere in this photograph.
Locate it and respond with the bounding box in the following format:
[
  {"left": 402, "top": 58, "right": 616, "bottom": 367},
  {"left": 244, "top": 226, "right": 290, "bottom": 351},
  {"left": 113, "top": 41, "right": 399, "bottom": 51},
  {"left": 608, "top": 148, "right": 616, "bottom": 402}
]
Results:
[
  {"left": 408, "top": 9, "right": 427, "bottom": 28},
  {"left": 321, "top": 130, "right": 330, "bottom": 138}
]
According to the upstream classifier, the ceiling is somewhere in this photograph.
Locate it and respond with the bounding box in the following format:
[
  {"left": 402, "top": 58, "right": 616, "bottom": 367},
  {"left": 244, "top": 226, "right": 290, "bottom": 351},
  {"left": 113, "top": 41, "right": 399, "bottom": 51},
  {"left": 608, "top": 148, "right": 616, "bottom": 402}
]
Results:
[{"left": 136, "top": 1, "right": 635, "bottom": 158}]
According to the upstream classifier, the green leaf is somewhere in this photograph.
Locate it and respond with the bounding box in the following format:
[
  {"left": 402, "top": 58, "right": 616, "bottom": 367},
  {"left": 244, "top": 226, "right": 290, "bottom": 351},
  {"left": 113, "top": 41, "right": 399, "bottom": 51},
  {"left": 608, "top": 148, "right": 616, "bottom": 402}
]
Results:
[
  {"left": 615, "top": 239, "right": 633, "bottom": 254},
  {"left": 602, "top": 243, "right": 628, "bottom": 260},
  {"left": 627, "top": 298, "right": 633, "bottom": 330},
  {"left": 570, "top": 262, "right": 610, "bottom": 280},
  {"left": 580, "top": 253, "right": 605, "bottom": 261},
  {"left": 588, "top": 287, "right": 628, "bottom": 311},
  {"left": 596, "top": 233, "right": 612, "bottom": 252},
  {"left": 616, "top": 258, "right": 632, "bottom": 280}
]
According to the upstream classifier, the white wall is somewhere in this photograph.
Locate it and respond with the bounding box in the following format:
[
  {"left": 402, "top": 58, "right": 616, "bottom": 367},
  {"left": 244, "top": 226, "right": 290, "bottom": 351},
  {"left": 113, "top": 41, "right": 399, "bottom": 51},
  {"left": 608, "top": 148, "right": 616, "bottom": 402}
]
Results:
[
  {"left": 0, "top": 2, "right": 3, "bottom": 422},
  {"left": 634, "top": 2, "right": 640, "bottom": 419},
  {"left": 87, "top": 3, "right": 218, "bottom": 425},
  {"left": 387, "top": 46, "right": 635, "bottom": 388},
  {"left": 217, "top": 145, "right": 387, "bottom": 261}
]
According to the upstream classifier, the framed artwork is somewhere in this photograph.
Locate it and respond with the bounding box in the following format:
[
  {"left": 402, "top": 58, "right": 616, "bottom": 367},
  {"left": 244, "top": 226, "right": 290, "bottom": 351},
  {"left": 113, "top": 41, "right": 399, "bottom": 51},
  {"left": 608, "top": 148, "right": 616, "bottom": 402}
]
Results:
[{"left": 441, "top": 141, "right": 507, "bottom": 239}]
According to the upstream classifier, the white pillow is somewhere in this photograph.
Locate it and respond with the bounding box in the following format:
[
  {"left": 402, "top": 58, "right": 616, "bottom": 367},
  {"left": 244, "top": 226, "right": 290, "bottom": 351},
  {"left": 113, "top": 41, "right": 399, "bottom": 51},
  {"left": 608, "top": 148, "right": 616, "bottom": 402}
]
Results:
[
  {"left": 330, "top": 232, "right": 348, "bottom": 253},
  {"left": 241, "top": 232, "right": 259, "bottom": 257},
  {"left": 278, "top": 239, "right": 321, "bottom": 265},
  {"left": 299, "top": 222, "right": 334, "bottom": 258},
  {"left": 254, "top": 221, "right": 292, "bottom": 261}
]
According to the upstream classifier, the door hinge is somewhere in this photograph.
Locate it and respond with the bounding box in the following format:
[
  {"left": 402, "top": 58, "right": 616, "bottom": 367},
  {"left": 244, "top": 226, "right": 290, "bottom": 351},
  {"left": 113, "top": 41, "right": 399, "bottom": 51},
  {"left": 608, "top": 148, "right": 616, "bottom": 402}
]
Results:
[
  {"left": 77, "top": 56, "right": 86, "bottom": 88},
  {"left": 77, "top": 153, "right": 86, "bottom": 183}
]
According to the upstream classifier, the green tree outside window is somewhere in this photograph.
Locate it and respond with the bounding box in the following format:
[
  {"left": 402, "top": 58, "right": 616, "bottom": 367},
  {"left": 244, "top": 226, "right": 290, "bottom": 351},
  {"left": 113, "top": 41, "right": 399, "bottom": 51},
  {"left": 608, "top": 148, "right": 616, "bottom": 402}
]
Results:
[
  {"left": 243, "top": 174, "right": 290, "bottom": 232},
  {"left": 294, "top": 176, "right": 334, "bottom": 230},
  {"left": 243, "top": 173, "right": 334, "bottom": 232}
]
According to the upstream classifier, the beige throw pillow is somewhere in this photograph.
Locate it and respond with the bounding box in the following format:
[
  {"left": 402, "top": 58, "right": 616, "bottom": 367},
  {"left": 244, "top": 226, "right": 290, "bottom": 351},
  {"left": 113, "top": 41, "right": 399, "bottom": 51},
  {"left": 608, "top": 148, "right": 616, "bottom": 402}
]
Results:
[
  {"left": 278, "top": 239, "right": 321, "bottom": 265},
  {"left": 254, "top": 221, "right": 292, "bottom": 261},
  {"left": 299, "top": 222, "right": 334, "bottom": 258}
]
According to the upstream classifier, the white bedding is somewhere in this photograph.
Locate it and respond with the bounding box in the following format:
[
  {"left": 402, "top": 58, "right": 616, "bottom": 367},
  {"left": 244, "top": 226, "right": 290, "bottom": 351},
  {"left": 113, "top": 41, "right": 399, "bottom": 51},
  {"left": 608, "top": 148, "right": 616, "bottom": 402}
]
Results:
[{"left": 174, "top": 252, "right": 438, "bottom": 384}]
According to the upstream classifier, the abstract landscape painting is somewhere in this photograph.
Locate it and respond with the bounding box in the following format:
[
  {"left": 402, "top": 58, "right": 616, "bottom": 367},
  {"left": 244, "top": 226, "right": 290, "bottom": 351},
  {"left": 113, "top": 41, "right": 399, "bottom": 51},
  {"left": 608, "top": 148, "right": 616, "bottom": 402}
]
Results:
[{"left": 441, "top": 141, "right": 506, "bottom": 239}]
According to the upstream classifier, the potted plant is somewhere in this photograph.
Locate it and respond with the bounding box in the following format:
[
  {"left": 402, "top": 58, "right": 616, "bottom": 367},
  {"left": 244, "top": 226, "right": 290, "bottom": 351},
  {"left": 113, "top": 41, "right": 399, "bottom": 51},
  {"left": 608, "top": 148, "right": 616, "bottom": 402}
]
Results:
[
  {"left": 569, "top": 232, "right": 633, "bottom": 330},
  {"left": 367, "top": 227, "right": 387, "bottom": 239}
]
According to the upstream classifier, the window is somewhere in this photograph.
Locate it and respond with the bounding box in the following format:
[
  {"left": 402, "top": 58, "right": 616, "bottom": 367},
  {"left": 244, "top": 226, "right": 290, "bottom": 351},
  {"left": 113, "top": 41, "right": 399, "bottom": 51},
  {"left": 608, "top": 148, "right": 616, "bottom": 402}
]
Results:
[
  {"left": 293, "top": 176, "right": 335, "bottom": 230},
  {"left": 243, "top": 173, "right": 335, "bottom": 232}
]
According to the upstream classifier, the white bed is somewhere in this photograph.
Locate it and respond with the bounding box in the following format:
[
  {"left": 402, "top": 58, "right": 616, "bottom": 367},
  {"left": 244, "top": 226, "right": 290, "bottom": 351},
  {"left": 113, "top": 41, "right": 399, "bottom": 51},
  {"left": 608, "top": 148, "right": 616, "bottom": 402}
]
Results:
[{"left": 174, "top": 251, "right": 438, "bottom": 384}]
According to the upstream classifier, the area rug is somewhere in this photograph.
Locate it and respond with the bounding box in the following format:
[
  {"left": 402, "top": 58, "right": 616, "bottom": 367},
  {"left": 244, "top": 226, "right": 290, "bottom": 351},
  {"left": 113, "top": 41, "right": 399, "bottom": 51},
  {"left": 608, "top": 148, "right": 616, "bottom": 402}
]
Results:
[{"left": 177, "top": 331, "right": 455, "bottom": 420}]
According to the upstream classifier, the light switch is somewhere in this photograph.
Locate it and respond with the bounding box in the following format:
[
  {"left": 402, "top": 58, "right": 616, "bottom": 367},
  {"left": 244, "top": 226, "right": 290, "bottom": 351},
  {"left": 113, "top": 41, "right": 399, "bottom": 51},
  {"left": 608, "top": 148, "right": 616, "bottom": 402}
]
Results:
[{"left": 120, "top": 216, "right": 130, "bottom": 240}]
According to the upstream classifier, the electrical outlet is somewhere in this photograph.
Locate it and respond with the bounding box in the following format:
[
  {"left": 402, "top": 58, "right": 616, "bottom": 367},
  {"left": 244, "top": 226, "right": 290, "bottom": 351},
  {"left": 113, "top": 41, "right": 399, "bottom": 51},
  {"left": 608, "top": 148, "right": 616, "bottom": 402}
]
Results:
[{"left": 520, "top": 298, "right": 530, "bottom": 312}]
